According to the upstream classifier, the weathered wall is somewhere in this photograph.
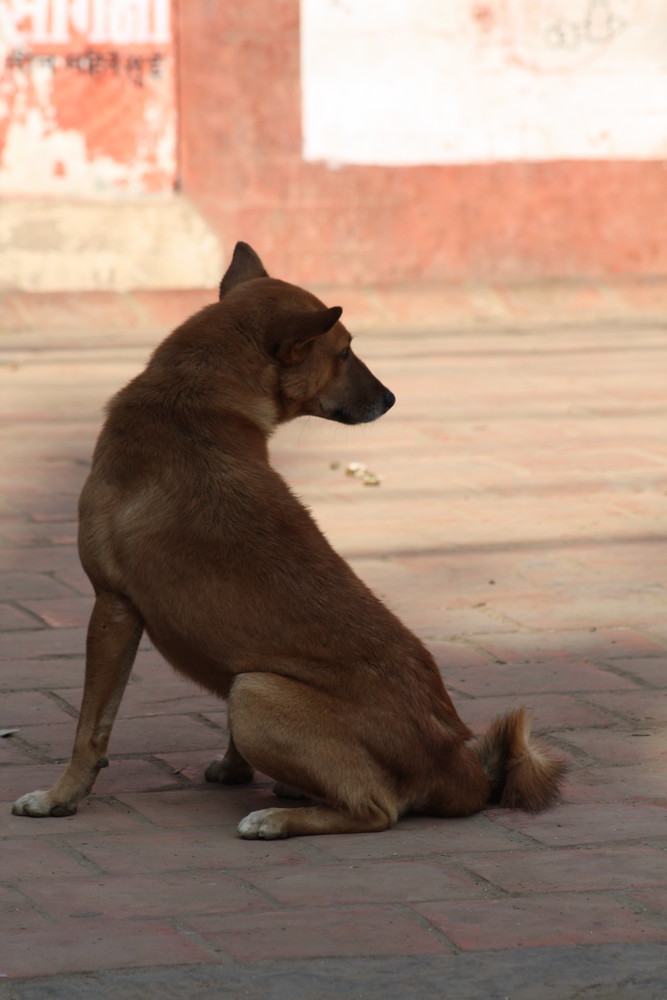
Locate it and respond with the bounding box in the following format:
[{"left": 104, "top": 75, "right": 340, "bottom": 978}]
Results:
[
  {"left": 2, "top": 0, "right": 666, "bottom": 285},
  {"left": 177, "top": 0, "right": 667, "bottom": 284},
  {"left": 0, "top": 0, "right": 176, "bottom": 195}
]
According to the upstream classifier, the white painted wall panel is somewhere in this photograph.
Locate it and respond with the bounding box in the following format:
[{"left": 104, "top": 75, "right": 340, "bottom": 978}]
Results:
[{"left": 301, "top": 0, "right": 667, "bottom": 164}]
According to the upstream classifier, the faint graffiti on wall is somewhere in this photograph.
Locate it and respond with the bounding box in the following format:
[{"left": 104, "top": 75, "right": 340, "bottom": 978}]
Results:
[
  {"left": 545, "top": 0, "right": 628, "bottom": 49},
  {"left": 5, "top": 47, "right": 166, "bottom": 86},
  {"left": 0, "top": 0, "right": 176, "bottom": 195},
  {"left": 505, "top": 0, "right": 640, "bottom": 72}
]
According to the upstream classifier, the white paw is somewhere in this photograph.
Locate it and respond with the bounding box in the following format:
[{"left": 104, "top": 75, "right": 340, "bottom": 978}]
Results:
[
  {"left": 237, "top": 808, "right": 286, "bottom": 840},
  {"left": 12, "top": 791, "right": 76, "bottom": 818}
]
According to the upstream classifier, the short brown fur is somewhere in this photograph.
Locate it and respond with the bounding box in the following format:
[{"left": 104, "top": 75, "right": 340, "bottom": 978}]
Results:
[{"left": 13, "top": 243, "right": 566, "bottom": 838}]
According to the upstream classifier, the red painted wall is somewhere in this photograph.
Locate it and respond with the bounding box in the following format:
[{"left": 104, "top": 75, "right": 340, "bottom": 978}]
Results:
[{"left": 176, "top": 0, "right": 667, "bottom": 285}]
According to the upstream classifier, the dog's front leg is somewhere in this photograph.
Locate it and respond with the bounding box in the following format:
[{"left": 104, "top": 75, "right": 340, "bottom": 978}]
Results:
[
  {"left": 205, "top": 733, "right": 254, "bottom": 785},
  {"left": 205, "top": 732, "right": 303, "bottom": 797},
  {"left": 13, "top": 591, "right": 143, "bottom": 817}
]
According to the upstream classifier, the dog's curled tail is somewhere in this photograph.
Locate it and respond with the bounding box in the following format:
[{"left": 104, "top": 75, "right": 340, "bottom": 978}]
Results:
[{"left": 471, "top": 707, "right": 567, "bottom": 812}]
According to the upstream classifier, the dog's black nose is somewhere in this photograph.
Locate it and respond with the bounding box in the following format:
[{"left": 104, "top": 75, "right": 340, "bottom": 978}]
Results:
[{"left": 384, "top": 389, "right": 396, "bottom": 411}]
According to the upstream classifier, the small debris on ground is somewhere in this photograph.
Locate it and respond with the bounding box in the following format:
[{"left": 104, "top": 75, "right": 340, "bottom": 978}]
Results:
[{"left": 345, "top": 462, "right": 381, "bottom": 486}]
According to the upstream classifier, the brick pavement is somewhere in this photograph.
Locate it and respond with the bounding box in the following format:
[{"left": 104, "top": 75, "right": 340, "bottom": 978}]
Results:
[{"left": 1, "top": 285, "right": 666, "bottom": 998}]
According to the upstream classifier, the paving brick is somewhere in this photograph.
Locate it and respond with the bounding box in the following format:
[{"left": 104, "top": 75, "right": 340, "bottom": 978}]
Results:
[
  {"left": 0, "top": 544, "right": 83, "bottom": 575},
  {"left": 1, "top": 799, "right": 146, "bottom": 837},
  {"left": 187, "top": 904, "right": 450, "bottom": 961},
  {"left": 22, "top": 495, "right": 79, "bottom": 524},
  {"left": 0, "top": 626, "right": 88, "bottom": 660},
  {"left": 468, "top": 629, "right": 667, "bottom": 666},
  {"left": 64, "top": 828, "right": 316, "bottom": 875},
  {"left": 490, "top": 802, "right": 667, "bottom": 847},
  {"left": 155, "top": 749, "right": 225, "bottom": 785},
  {"left": 558, "top": 727, "right": 667, "bottom": 766},
  {"left": 491, "top": 594, "right": 667, "bottom": 632},
  {"left": 17, "top": 596, "right": 95, "bottom": 629},
  {"left": 639, "top": 624, "right": 667, "bottom": 648},
  {"left": 51, "top": 565, "right": 93, "bottom": 595},
  {"left": 563, "top": 763, "right": 666, "bottom": 804},
  {"left": 87, "top": 759, "right": 183, "bottom": 796},
  {"left": 582, "top": 690, "right": 667, "bottom": 724},
  {"left": 461, "top": 845, "right": 667, "bottom": 894},
  {"left": 629, "top": 888, "right": 667, "bottom": 922},
  {"left": 414, "top": 893, "right": 667, "bottom": 950},
  {"left": 453, "top": 692, "right": 611, "bottom": 732},
  {"left": 2, "top": 691, "right": 76, "bottom": 728},
  {"left": 112, "top": 714, "right": 224, "bottom": 754},
  {"left": 1, "top": 521, "right": 79, "bottom": 548},
  {"left": 396, "top": 604, "right": 520, "bottom": 637},
  {"left": 0, "top": 603, "right": 44, "bottom": 631},
  {"left": 113, "top": 789, "right": 246, "bottom": 828},
  {"left": 1, "top": 762, "right": 81, "bottom": 801},
  {"left": 0, "top": 885, "right": 51, "bottom": 933},
  {"left": 0, "top": 835, "right": 94, "bottom": 880},
  {"left": 316, "top": 815, "right": 523, "bottom": 863},
  {"left": 105, "top": 676, "right": 217, "bottom": 718},
  {"left": 0, "top": 657, "right": 84, "bottom": 691},
  {"left": 128, "top": 647, "right": 190, "bottom": 685},
  {"left": 421, "top": 640, "right": 496, "bottom": 673},
  {"left": 239, "top": 858, "right": 489, "bottom": 907},
  {"left": 442, "top": 658, "right": 639, "bottom": 698},
  {"left": 14, "top": 870, "right": 264, "bottom": 921},
  {"left": 0, "top": 921, "right": 211, "bottom": 979},
  {"left": 598, "top": 656, "right": 667, "bottom": 688},
  {"left": 8, "top": 720, "right": 83, "bottom": 761},
  {"left": 0, "top": 573, "right": 77, "bottom": 602},
  {"left": 16, "top": 712, "right": 222, "bottom": 762},
  {"left": 0, "top": 739, "right": 34, "bottom": 766}
]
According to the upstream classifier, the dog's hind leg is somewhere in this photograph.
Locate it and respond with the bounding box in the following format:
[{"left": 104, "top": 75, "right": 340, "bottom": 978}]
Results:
[
  {"left": 422, "top": 742, "right": 491, "bottom": 818},
  {"left": 205, "top": 733, "right": 255, "bottom": 785},
  {"left": 229, "top": 673, "right": 398, "bottom": 839},
  {"left": 13, "top": 591, "right": 143, "bottom": 817},
  {"left": 238, "top": 799, "right": 392, "bottom": 839}
]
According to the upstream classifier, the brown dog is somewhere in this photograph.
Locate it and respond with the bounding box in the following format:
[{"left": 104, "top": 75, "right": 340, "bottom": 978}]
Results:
[{"left": 13, "top": 242, "right": 565, "bottom": 837}]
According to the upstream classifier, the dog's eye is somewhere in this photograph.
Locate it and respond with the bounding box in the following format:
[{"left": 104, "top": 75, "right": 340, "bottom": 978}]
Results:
[{"left": 340, "top": 347, "right": 351, "bottom": 361}]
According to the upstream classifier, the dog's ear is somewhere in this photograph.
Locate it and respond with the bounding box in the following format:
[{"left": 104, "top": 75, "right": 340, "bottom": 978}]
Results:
[
  {"left": 219, "top": 242, "right": 269, "bottom": 300},
  {"left": 272, "top": 306, "right": 343, "bottom": 364}
]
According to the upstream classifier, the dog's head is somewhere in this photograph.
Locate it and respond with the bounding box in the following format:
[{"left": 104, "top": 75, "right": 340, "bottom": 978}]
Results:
[{"left": 219, "top": 242, "right": 395, "bottom": 427}]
